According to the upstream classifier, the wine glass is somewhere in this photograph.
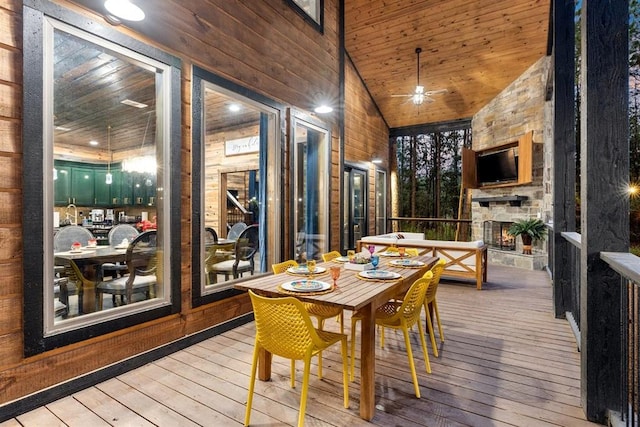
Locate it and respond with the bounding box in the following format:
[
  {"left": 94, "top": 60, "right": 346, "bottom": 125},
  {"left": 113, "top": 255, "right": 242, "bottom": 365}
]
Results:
[
  {"left": 398, "top": 247, "right": 406, "bottom": 257},
  {"left": 368, "top": 244, "right": 375, "bottom": 256},
  {"left": 370, "top": 254, "right": 379, "bottom": 270},
  {"left": 307, "top": 259, "right": 316, "bottom": 279},
  {"left": 347, "top": 250, "right": 355, "bottom": 261},
  {"left": 330, "top": 266, "right": 341, "bottom": 288}
]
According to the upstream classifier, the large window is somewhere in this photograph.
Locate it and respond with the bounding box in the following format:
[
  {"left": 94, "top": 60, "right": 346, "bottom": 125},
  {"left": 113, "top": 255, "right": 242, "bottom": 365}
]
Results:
[
  {"left": 23, "top": 1, "right": 181, "bottom": 355},
  {"left": 191, "top": 67, "right": 281, "bottom": 306},
  {"left": 292, "top": 113, "right": 330, "bottom": 261}
]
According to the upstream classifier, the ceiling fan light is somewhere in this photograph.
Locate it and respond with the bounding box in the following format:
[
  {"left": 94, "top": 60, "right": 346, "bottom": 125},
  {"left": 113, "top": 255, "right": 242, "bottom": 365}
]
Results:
[
  {"left": 414, "top": 85, "right": 424, "bottom": 94},
  {"left": 412, "top": 94, "right": 425, "bottom": 105}
]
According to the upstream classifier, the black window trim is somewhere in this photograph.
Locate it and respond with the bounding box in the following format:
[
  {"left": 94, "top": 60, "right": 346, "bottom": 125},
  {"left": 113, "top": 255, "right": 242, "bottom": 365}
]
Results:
[{"left": 22, "top": 0, "right": 182, "bottom": 356}]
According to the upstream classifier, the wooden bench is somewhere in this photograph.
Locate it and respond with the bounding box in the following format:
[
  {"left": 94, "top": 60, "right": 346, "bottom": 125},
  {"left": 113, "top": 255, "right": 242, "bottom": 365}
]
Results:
[{"left": 357, "top": 235, "right": 488, "bottom": 290}]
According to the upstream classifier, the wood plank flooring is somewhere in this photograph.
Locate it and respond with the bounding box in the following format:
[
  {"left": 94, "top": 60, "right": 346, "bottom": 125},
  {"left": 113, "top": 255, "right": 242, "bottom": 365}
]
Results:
[{"left": 2, "top": 265, "right": 601, "bottom": 426}]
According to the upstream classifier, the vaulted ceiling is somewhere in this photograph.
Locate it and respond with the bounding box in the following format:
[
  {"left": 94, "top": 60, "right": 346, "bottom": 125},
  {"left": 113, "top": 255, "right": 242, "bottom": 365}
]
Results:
[{"left": 344, "top": 0, "right": 551, "bottom": 129}]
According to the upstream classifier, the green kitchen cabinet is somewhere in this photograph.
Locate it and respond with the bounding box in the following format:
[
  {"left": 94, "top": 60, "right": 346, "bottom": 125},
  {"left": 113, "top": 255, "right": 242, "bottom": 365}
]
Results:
[
  {"left": 70, "top": 166, "right": 95, "bottom": 206},
  {"left": 54, "top": 165, "right": 72, "bottom": 205},
  {"left": 120, "top": 171, "right": 134, "bottom": 205},
  {"left": 94, "top": 169, "right": 112, "bottom": 206}
]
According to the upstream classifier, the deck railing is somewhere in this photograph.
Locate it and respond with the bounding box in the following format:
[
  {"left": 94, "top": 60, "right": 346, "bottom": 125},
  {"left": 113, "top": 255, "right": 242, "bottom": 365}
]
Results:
[
  {"left": 561, "top": 232, "right": 582, "bottom": 349},
  {"left": 387, "top": 217, "right": 472, "bottom": 241},
  {"left": 601, "top": 252, "right": 640, "bottom": 427}
]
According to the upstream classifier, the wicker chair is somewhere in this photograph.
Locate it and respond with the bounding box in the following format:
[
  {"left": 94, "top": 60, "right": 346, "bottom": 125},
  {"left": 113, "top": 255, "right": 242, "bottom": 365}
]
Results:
[{"left": 245, "top": 290, "right": 349, "bottom": 427}]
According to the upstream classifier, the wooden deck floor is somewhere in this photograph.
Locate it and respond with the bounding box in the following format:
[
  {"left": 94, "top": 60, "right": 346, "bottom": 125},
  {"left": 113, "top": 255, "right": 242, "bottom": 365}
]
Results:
[{"left": 1, "top": 265, "right": 601, "bottom": 426}]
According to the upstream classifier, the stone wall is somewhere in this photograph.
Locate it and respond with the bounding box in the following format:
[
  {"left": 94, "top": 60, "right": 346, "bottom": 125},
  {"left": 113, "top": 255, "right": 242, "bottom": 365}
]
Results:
[{"left": 471, "top": 56, "right": 552, "bottom": 269}]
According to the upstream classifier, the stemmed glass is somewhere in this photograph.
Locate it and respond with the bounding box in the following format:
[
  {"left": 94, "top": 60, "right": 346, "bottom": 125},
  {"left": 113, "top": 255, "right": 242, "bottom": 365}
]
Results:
[
  {"left": 368, "top": 244, "right": 376, "bottom": 256},
  {"left": 307, "top": 259, "right": 316, "bottom": 279},
  {"left": 370, "top": 254, "right": 379, "bottom": 270},
  {"left": 330, "top": 266, "right": 341, "bottom": 288}
]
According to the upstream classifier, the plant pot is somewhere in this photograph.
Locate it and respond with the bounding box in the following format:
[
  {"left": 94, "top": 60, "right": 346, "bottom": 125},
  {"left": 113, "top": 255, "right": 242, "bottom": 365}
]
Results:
[{"left": 521, "top": 235, "right": 533, "bottom": 254}]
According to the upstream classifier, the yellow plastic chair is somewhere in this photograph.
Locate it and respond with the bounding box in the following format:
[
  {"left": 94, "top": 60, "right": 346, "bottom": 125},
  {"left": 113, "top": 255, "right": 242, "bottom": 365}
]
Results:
[
  {"left": 422, "top": 258, "right": 447, "bottom": 357},
  {"left": 245, "top": 290, "right": 349, "bottom": 427},
  {"left": 405, "top": 248, "right": 420, "bottom": 256},
  {"left": 322, "top": 250, "right": 342, "bottom": 262},
  {"left": 350, "top": 272, "right": 433, "bottom": 398},
  {"left": 272, "top": 260, "right": 344, "bottom": 377},
  {"left": 272, "top": 259, "right": 299, "bottom": 274}
]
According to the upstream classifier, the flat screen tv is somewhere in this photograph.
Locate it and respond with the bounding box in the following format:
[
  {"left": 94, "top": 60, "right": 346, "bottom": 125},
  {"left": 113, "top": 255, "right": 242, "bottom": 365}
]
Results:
[{"left": 477, "top": 148, "right": 518, "bottom": 184}]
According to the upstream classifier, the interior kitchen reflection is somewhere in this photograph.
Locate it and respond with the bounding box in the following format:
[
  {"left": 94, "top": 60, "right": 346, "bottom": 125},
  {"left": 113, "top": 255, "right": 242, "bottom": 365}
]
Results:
[{"left": 51, "top": 24, "right": 167, "bottom": 323}]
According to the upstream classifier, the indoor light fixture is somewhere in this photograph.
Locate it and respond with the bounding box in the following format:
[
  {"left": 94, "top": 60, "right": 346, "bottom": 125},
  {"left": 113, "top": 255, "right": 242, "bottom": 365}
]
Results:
[
  {"left": 104, "top": 0, "right": 145, "bottom": 22},
  {"left": 122, "top": 112, "right": 157, "bottom": 174},
  {"left": 372, "top": 158, "right": 383, "bottom": 164},
  {"left": 105, "top": 125, "right": 113, "bottom": 184}
]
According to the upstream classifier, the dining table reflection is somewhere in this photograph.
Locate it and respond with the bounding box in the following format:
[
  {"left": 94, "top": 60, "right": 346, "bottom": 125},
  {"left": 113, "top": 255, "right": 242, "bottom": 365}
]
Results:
[
  {"left": 54, "top": 246, "right": 128, "bottom": 314},
  {"left": 234, "top": 252, "right": 438, "bottom": 420}
]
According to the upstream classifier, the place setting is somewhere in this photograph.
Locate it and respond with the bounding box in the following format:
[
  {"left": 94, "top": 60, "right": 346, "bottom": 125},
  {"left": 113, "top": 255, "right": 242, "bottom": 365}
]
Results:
[
  {"left": 389, "top": 258, "right": 425, "bottom": 268},
  {"left": 286, "top": 259, "right": 327, "bottom": 276}
]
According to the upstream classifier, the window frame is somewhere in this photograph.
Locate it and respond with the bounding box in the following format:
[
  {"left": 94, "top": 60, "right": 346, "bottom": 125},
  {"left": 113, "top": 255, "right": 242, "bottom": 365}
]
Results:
[
  {"left": 22, "top": 0, "right": 182, "bottom": 356},
  {"left": 285, "top": 0, "right": 324, "bottom": 33},
  {"left": 190, "top": 66, "right": 283, "bottom": 307}
]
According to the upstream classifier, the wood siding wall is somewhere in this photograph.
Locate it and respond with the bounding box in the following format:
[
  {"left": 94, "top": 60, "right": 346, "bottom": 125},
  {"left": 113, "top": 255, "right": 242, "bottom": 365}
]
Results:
[
  {"left": 0, "top": 0, "right": 383, "bottom": 406},
  {"left": 344, "top": 57, "right": 389, "bottom": 237}
]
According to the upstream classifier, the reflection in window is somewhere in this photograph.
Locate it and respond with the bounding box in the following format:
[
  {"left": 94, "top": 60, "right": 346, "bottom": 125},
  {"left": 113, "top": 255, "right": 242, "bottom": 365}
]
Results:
[
  {"left": 195, "top": 79, "right": 278, "bottom": 299},
  {"left": 46, "top": 21, "right": 171, "bottom": 332},
  {"left": 293, "top": 117, "right": 330, "bottom": 262},
  {"left": 376, "top": 170, "right": 387, "bottom": 235}
]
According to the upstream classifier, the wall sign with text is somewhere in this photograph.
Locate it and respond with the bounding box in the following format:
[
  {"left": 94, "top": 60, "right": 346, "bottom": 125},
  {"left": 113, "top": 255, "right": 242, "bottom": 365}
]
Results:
[{"left": 225, "top": 136, "right": 259, "bottom": 156}]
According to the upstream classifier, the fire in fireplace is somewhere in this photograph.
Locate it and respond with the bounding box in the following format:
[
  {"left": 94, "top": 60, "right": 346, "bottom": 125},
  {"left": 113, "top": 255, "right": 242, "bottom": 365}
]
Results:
[{"left": 483, "top": 221, "right": 515, "bottom": 251}]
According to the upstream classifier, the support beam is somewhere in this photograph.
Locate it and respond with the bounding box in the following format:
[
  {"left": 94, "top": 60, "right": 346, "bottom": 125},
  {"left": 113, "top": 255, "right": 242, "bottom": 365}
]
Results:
[
  {"left": 580, "top": 0, "right": 628, "bottom": 422},
  {"left": 552, "top": 0, "right": 576, "bottom": 318}
]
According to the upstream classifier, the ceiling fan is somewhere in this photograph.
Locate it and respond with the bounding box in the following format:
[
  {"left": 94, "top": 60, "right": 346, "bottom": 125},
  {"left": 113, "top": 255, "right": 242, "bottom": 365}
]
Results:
[{"left": 391, "top": 47, "right": 447, "bottom": 105}]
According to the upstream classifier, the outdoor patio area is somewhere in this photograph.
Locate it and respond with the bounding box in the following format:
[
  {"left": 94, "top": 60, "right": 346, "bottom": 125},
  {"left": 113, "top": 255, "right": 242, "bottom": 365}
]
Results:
[{"left": 2, "top": 265, "right": 599, "bottom": 426}]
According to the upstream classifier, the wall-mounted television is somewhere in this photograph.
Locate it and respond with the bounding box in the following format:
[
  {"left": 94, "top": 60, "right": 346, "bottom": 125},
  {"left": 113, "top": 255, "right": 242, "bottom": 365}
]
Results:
[{"left": 476, "top": 147, "right": 518, "bottom": 184}]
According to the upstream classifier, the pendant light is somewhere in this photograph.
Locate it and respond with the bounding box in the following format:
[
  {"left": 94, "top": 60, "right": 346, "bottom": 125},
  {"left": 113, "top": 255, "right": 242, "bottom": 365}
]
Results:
[
  {"left": 412, "top": 48, "right": 425, "bottom": 105},
  {"left": 105, "top": 125, "right": 113, "bottom": 184}
]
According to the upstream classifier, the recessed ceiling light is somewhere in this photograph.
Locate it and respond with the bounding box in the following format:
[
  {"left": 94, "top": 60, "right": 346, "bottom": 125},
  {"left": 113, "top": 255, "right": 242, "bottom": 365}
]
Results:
[
  {"left": 121, "top": 99, "right": 148, "bottom": 109},
  {"left": 104, "top": 0, "right": 145, "bottom": 22},
  {"left": 89, "top": 140, "right": 99, "bottom": 146},
  {"left": 228, "top": 104, "right": 241, "bottom": 112},
  {"left": 314, "top": 105, "right": 333, "bottom": 114}
]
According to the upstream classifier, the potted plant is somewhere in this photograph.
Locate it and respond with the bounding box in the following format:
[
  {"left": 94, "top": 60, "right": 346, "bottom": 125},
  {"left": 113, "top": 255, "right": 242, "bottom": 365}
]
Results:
[{"left": 508, "top": 218, "right": 547, "bottom": 254}]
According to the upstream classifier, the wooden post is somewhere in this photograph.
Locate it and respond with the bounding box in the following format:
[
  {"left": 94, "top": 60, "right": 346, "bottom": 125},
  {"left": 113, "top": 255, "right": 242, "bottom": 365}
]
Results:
[
  {"left": 580, "top": 0, "right": 628, "bottom": 422},
  {"left": 552, "top": 0, "right": 576, "bottom": 317}
]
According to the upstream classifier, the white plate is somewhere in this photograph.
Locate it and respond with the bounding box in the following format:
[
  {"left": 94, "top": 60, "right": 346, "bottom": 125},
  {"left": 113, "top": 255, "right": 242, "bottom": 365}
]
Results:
[
  {"left": 69, "top": 250, "right": 82, "bottom": 254},
  {"left": 390, "top": 259, "right": 425, "bottom": 267},
  {"left": 281, "top": 280, "right": 332, "bottom": 293},
  {"left": 379, "top": 251, "right": 401, "bottom": 257},
  {"left": 334, "top": 256, "right": 350, "bottom": 263},
  {"left": 358, "top": 270, "right": 401, "bottom": 280},
  {"left": 287, "top": 265, "right": 327, "bottom": 275}
]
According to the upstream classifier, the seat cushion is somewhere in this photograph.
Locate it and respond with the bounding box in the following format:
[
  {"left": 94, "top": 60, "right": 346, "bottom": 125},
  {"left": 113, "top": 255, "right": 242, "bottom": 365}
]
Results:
[
  {"left": 97, "top": 275, "right": 156, "bottom": 292},
  {"left": 211, "top": 259, "right": 251, "bottom": 272}
]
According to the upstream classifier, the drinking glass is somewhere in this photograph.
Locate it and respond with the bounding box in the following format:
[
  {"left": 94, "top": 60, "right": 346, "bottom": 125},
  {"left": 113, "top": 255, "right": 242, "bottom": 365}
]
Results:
[
  {"left": 347, "top": 250, "right": 355, "bottom": 261},
  {"left": 307, "top": 259, "right": 316, "bottom": 278},
  {"left": 330, "top": 266, "right": 341, "bottom": 288},
  {"left": 398, "top": 247, "right": 406, "bottom": 257},
  {"left": 368, "top": 244, "right": 375, "bottom": 256},
  {"left": 370, "top": 254, "right": 379, "bottom": 270}
]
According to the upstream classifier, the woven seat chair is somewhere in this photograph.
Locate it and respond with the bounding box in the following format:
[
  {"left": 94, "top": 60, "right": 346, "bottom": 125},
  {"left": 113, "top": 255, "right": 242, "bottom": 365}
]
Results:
[
  {"left": 272, "top": 259, "right": 344, "bottom": 378},
  {"left": 321, "top": 250, "right": 342, "bottom": 262},
  {"left": 245, "top": 290, "right": 349, "bottom": 427},
  {"left": 350, "top": 272, "right": 433, "bottom": 398}
]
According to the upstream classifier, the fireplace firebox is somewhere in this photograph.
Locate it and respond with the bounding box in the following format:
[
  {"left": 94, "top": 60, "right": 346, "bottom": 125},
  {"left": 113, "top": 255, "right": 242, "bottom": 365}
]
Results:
[{"left": 483, "top": 221, "right": 515, "bottom": 251}]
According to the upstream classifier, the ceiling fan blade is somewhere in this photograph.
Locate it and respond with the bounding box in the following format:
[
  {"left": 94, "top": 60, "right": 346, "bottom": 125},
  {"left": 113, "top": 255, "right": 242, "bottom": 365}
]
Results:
[
  {"left": 424, "top": 88, "right": 447, "bottom": 96},
  {"left": 390, "top": 94, "right": 412, "bottom": 97}
]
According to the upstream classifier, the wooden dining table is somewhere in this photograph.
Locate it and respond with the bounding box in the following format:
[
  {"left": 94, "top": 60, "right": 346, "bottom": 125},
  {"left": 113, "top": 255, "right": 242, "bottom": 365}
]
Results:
[{"left": 234, "top": 253, "right": 438, "bottom": 421}]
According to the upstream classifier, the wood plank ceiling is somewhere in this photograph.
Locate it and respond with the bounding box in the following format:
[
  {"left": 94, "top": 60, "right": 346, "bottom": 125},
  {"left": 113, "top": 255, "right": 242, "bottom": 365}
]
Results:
[
  {"left": 61, "top": 0, "right": 551, "bottom": 154},
  {"left": 345, "top": 0, "right": 551, "bottom": 129}
]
